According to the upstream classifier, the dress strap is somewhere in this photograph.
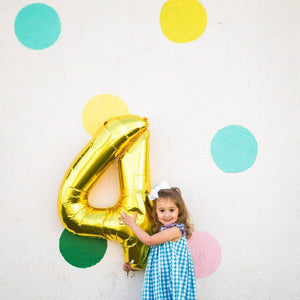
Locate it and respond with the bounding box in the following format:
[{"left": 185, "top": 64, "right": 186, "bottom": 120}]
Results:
[{"left": 160, "top": 223, "right": 186, "bottom": 237}]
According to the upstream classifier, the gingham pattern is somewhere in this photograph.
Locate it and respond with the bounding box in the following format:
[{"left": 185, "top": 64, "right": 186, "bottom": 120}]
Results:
[{"left": 142, "top": 223, "right": 197, "bottom": 300}]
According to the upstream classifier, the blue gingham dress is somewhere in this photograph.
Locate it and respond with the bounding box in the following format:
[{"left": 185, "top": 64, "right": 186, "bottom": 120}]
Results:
[{"left": 142, "top": 223, "right": 197, "bottom": 300}]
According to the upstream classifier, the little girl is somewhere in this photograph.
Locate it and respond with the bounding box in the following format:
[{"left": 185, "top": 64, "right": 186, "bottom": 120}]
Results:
[{"left": 119, "top": 181, "right": 197, "bottom": 300}]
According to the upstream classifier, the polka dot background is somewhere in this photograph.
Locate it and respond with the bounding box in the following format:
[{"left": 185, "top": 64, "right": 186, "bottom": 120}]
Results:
[
  {"left": 211, "top": 125, "right": 258, "bottom": 173},
  {"left": 59, "top": 229, "right": 107, "bottom": 268},
  {"left": 14, "top": 3, "right": 61, "bottom": 50},
  {"left": 1, "top": 0, "right": 299, "bottom": 299},
  {"left": 160, "top": 0, "right": 207, "bottom": 43},
  {"left": 188, "top": 231, "right": 222, "bottom": 278},
  {"left": 82, "top": 94, "right": 129, "bottom": 136}
]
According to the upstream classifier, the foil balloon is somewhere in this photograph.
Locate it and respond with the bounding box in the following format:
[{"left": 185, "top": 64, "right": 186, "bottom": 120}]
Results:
[{"left": 58, "top": 115, "right": 153, "bottom": 270}]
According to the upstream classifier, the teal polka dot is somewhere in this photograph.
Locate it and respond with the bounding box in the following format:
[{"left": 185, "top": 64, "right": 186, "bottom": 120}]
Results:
[
  {"left": 14, "top": 3, "right": 61, "bottom": 50},
  {"left": 211, "top": 125, "right": 258, "bottom": 173},
  {"left": 59, "top": 229, "right": 107, "bottom": 268}
]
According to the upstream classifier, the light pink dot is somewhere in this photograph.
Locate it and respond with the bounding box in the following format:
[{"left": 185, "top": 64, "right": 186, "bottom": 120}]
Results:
[{"left": 188, "top": 231, "right": 222, "bottom": 278}]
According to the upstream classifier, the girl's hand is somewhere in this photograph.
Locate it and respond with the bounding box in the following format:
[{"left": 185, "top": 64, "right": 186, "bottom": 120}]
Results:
[
  {"left": 119, "top": 211, "right": 137, "bottom": 227},
  {"left": 123, "top": 263, "right": 133, "bottom": 272}
]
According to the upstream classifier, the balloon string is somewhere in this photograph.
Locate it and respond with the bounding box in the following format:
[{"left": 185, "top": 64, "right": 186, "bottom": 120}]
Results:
[
  {"left": 126, "top": 259, "right": 135, "bottom": 278},
  {"left": 127, "top": 270, "right": 135, "bottom": 278}
]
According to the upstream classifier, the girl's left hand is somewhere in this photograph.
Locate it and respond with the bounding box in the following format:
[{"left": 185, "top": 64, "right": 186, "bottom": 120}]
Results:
[
  {"left": 119, "top": 211, "right": 137, "bottom": 227},
  {"left": 123, "top": 263, "right": 133, "bottom": 272}
]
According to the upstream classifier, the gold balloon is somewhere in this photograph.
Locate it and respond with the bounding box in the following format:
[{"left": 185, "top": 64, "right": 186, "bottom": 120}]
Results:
[{"left": 58, "top": 115, "right": 153, "bottom": 270}]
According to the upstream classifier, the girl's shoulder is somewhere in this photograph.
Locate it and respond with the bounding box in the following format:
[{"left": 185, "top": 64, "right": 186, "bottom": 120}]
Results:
[{"left": 160, "top": 223, "right": 186, "bottom": 237}]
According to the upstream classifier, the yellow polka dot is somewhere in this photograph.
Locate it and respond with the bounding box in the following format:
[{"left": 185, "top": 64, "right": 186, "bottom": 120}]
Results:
[
  {"left": 82, "top": 94, "right": 129, "bottom": 136},
  {"left": 160, "top": 0, "right": 207, "bottom": 43}
]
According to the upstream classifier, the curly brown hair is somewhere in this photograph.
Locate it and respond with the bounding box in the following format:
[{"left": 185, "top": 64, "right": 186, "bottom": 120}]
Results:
[{"left": 151, "top": 187, "right": 193, "bottom": 239}]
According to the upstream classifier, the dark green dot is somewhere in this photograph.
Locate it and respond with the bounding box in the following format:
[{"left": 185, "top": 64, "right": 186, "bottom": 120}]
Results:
[{"left": 59, "top": 229, "right": 107, "bottom": 268}]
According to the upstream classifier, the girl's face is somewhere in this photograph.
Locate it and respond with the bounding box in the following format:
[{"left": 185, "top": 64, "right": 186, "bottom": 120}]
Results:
[{"left": 156, "top": 197, "right": 179, "bottom": 226}]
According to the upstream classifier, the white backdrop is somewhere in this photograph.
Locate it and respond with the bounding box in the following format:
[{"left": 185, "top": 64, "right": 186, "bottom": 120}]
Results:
[{"left": 1, "top": 0, "right": 299, "bottom": 299}]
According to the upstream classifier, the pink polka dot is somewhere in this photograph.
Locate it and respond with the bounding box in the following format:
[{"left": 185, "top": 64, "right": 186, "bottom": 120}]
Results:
[{"left": 188, "top": 231, "right": 222, "bottom": 278}]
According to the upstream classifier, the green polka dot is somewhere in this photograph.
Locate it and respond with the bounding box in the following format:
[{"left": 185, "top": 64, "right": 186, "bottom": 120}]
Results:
[
  {"left": 59, "top": 229, "right": 107, "bottom": 268},
  {"left": 14, "top": 3, "right": 61, "bottom": 50}
]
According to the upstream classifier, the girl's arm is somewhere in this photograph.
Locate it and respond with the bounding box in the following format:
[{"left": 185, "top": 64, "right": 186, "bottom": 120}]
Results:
[{"left": 119, "top": 211, "right": 182, "bottom": 246}]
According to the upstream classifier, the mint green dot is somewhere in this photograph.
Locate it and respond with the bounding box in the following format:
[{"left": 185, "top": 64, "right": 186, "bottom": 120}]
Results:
[
  {"left": 211, "top": 125, "right": 258, "bottom": 173},
  {"left": 14, "top": 3, "right": 61, "bottom": 50},
  {"left": 59, "top": 229, "right": 107, "bottom": 268}
]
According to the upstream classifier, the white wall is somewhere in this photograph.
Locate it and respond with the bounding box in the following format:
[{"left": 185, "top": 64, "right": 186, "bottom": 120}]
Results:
[{"left": 1, "top": 0, "right": 299, "bottom": 299}]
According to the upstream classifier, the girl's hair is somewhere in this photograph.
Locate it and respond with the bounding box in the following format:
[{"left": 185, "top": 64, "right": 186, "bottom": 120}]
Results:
[{"left": 151, "top": 187, "right": 193, "bottom": 239}]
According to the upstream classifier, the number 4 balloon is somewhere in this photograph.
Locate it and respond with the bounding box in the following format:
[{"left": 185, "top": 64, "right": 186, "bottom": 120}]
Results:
[{"left": 58, "top": 115, "right": 153, "bottom": 270}]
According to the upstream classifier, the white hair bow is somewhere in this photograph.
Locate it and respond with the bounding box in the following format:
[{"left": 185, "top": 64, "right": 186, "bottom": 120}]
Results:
[{"left": 148, "top": 181, "right": 171, "bottom": 200}]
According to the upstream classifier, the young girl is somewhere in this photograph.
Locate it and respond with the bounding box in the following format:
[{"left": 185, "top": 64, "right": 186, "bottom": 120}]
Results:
[{"left": 119, "top": 181, "right": 197, "bottom": 300}]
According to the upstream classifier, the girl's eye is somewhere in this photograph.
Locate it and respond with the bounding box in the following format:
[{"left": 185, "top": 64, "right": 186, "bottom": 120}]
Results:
[{"left": 170, "top": 209, "right": 174, "bottom": 212}]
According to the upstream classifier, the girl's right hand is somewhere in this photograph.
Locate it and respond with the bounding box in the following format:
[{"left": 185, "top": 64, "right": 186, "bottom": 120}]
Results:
[{"left": 119, "top": 211, "right": 137, "bottom": 227}]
